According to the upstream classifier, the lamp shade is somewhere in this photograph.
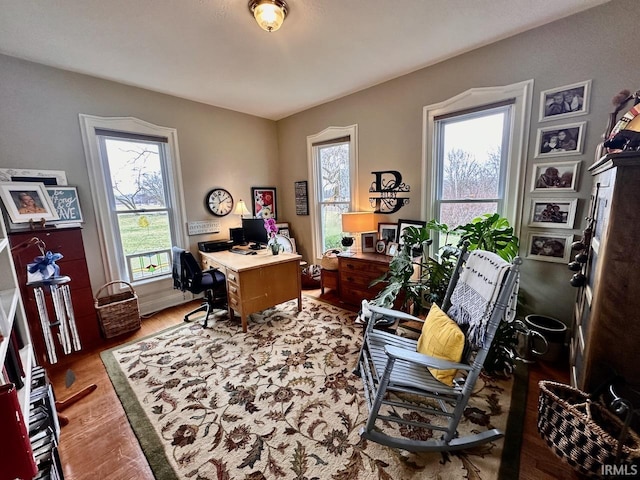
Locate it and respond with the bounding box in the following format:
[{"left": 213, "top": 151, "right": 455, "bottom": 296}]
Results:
[
  {"left": 234, "top": 199, "right": 251, "bottom": 217},
  {"left": 249, "top": 0, "right": 288, "bottom": 32},
  {"left": 341, "top": 212, "right": 375, "bottom": 233}
]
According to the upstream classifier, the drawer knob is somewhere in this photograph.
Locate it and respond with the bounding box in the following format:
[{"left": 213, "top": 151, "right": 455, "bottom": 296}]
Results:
[
  {"left": 230, "top": 286, "right": 237, "bottom": 294},
  {"left": 228, "top": 274, "right": 236, "bottom": 281}
]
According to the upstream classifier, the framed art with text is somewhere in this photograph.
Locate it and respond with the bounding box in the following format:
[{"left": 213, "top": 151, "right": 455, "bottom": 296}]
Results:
[
  {"left": 46, "top": 186, "right": 84, "bottom": 223},
  {"left": 294, "top": 181, "right": 308, "bottom": 216}
]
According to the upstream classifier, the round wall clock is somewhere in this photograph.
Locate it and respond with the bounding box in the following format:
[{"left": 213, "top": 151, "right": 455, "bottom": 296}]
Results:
[{"left": 205, "top": 188, "right": 234, "bottom": 216}]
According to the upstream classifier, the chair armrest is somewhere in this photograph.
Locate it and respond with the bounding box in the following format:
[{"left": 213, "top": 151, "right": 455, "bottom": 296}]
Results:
[
  {"left": 367, "top": 304, "right": 425, "bottom": 324},
  {"left": 384, "top": 345, "right": 472, "bottom": 371},
  {"left": 202, "top": 267, "right": 221, "bottom": 275}
]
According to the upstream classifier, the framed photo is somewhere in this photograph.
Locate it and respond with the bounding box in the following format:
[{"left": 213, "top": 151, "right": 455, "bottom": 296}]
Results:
[
  {"left": 46, "top": 186, "right": 84, "bottom": 223},
  {"left": 386, "top": 242, "right": 399, "bottom": 257},
  {"left": 361, "top": 232, "right": 377, "bottom": 253},
  {"left": 377, "top": 222, "right": 398, "bottom": 243},
  {"left": 251, "top": 187, "right": 277, "bottom": 220},
  {"left": 375, "top": 240, "right": 386, "bottom": 254},
  {"left": 527, "top": 232, "right": 574, "bottom": 263},
  {"left": 535, "top": 122, "right": 586, "bottom": 158},
  {"left": 531, "top": 160, "right": 580, "bottom": 192},
  {"left": 397, "top": 219, "right": 426, "bottom": 244},
  {"left": 0, "top": 182, "right": 59, "bottom": 224},
  {"left": 528, "top": 198, "right": 577, "bottom": 229},
  {"left": 539, "top": 80, "right": 591, "bottom": 122},
  {"left": 0, "top": 168, "right": 68, "bottom": 185}
]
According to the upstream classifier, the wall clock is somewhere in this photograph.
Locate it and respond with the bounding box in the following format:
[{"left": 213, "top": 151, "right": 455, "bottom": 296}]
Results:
[{"left": 205, "top": 188, "right": 233, "bottom": 216}]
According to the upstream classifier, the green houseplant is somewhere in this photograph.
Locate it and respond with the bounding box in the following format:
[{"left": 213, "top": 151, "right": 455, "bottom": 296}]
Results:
[{"left": 370, "top": 213, "right": 520, "bottom": 377}]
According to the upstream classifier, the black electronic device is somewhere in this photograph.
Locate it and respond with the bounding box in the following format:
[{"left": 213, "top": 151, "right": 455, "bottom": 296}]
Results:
[
  {"left": 198, "top": 240, "right": 234, "bottom": 252},
  {"left": 229, "top": 227, "right": 246, "bottom": 245},
  {"left": 242, "top": 218, "right": 268, "bottom": 246}
]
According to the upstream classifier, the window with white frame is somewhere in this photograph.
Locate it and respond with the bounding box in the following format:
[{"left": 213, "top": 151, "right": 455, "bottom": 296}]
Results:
[
  {"left": 307, "top": 125, "right": 358, "bottom": 260},
  {"left": 423, "top": 80, "right": 534, "bottom": 249},
  {"left": 79, "top": 115, "right": 187, "bottom": 285}
]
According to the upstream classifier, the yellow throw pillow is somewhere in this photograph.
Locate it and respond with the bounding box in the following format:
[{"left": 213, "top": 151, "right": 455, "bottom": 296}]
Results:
[{"left": 416, "top": 304, "right": 465, "bottom": 386}]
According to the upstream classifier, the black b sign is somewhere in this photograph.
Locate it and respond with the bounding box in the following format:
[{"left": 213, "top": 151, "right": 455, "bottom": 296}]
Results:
[{"left": 369, "top": 170, "right": 410, "bottom": 214}]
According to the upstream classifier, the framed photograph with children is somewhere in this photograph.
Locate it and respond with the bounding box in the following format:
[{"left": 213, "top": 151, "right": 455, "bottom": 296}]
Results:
[
  {"left": 539, "top": 80, "right": 591, "bottom": 122},
  {"left": 535, "top": 122, "right": 586, "bottom": 158},
  {"left": 528, "top": 198, "right": 577, "bottom": 229},
  {"left": 531, "top": 160, "right": 580, "bottom": 192},
  {"left": 527, "top": 232, "right": 574, "bottom": 263}
]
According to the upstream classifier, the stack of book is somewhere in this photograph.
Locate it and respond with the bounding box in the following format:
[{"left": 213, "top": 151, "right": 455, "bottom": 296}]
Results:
[{"left": 28, "top": 366, "right": 63, "bottom": 480}]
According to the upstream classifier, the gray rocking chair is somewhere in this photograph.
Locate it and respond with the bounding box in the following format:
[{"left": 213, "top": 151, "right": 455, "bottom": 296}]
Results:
[{"left": 354, "top": 247, "right": 521, "bottom": 452}]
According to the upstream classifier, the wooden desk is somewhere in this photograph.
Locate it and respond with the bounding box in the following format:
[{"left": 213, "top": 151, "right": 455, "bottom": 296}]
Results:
[{"left": 201, "top": 250, "right": 302, "bottom": 332}]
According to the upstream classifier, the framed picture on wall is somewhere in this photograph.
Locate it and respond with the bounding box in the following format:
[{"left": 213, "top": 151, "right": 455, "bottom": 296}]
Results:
[
  {"left": 251, "top": 187, "right": 277, "bottom": 220},
  {"left": 535, "top": 122, "right": 586, "bottom": 158},
  {"left": 528, "top": 198, "right": 577, "bottom": 229},
  {"left": 531, "top": 161, "right": 580, "bottom": 192},
  {"left": 0, "top": 182, "right": 59, "bottom": 224},
  {"left": 539, "top": 80, "right": 591, "bottom": 122},
  {"left": 526, "top": 231, "right": 574, "bottom": 263}
]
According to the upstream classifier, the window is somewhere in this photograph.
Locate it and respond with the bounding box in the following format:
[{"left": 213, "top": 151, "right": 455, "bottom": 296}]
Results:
[
  {"left": 307, "top": 125, "right": 358, "bottom": 260},
  {"left": 79, "top": 115, "right": 187, "bottom": 288},
  {"left": 423, "top": 80, "right": 534, "bottom": 248},
  {"left": 97, "top": 131, "right": 174, "bottom": 281},
  {"left": 434, "top": 104, "right": 511, "bottom": 228}
]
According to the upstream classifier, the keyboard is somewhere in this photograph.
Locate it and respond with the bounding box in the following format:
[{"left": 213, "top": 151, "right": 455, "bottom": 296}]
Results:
[{"left": 231, "top": 248, "right": 256, "bottom": 255}]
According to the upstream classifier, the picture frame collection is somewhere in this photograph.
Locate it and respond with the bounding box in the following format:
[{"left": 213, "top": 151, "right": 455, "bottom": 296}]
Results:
[
  {"left": 527, "top": 79, "right": 591, "bottom": 262},
  {"left": 0, "top": 169, "right": 84, "bottom": 228}
]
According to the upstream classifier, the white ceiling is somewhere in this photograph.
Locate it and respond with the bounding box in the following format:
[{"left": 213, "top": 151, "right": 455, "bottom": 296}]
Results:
[{"left": 0, "top": 0, "right": 608, "bottom": 120}]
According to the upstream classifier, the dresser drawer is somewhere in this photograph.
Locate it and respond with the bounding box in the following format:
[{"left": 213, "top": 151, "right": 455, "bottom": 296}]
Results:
[{"left": 339, "top": 258, "right": 388, "bottom": 276}]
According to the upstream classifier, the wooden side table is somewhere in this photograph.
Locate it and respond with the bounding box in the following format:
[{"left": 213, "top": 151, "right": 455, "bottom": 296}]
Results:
[{"left": 320, "top": 268, "right": 338, "bottom": 294}]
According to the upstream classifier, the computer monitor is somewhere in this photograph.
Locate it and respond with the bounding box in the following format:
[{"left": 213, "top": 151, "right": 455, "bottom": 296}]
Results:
[{"left": 242, "top": 218, "right": 268, "bottom": 248}]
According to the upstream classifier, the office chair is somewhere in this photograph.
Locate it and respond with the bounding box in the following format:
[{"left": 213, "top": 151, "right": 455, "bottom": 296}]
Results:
[{"left": 172, "top": 246, "right": 227, "bottom": 327}]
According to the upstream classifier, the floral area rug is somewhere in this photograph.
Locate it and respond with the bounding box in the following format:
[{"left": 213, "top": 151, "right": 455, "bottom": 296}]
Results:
[{"left": 101, "top": 296, "right": 520, "bottom": 480}]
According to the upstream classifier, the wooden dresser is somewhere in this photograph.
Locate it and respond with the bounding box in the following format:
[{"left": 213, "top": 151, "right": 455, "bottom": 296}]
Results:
[
  {"left": 571, "top": 153, "right": 640, "bottom": 396},
  {"left": 338, "top": 252, "right": 391, "bottom": 306}
]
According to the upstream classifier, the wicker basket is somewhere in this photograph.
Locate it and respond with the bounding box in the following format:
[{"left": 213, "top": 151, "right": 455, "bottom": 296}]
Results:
[
  {"left": 537, "top": 380, "right": 640, "bottom": 478},
  {"left": 95, "top": 281, "right": 141, "bottom": 338}
]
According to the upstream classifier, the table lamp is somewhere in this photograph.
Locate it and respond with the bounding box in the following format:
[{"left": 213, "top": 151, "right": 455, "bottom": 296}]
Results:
[{"left": 341, "top": 211, "right": 375, "bottom": 255}]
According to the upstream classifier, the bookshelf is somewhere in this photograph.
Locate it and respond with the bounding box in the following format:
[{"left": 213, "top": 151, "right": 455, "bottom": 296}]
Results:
[{"left": 0, "top": 216, "right": 33, "bottom": 421}]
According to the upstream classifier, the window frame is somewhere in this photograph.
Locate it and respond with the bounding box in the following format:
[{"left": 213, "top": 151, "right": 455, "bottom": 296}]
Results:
[
  {"left": 79, "top": 115, "right": 188, "bottom": 310},
  {"left": 306, "top": 125, "right": 358, "bottom": 261},
  {"left": 422, "top": 80, "right": 534, "bottom": 239}
]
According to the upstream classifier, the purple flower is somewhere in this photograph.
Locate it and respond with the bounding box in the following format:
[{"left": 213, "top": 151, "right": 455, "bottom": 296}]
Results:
[{"left": 263, "top": 218, "right": 278, "bottom": 239}]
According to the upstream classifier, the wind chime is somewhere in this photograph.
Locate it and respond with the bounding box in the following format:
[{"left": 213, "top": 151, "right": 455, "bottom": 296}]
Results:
[{"left": 11, "top": 237, "right": 82, "bottom": 364}]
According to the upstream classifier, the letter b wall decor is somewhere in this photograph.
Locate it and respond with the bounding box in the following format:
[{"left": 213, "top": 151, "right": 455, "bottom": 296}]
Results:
[{"left": 369, "top": 170, "right": 410, "bottom": 214}]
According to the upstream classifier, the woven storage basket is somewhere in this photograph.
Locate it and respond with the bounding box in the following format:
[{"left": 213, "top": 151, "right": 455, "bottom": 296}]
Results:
[
  {"left": 537, "top": 380, "right": 640, "bottom": 478},
  {"left": 95, "top": 281, "right": 141, "bottom": 338}
]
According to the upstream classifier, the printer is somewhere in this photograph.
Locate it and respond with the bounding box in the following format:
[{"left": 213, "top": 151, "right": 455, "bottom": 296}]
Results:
[{"left": 198, "top": 240, "right": 234, "bottom": 252}]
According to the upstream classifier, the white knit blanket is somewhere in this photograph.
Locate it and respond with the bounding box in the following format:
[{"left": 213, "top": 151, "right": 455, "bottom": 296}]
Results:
[{"left": 447, "top": 250, "right": 517, "bottom": 348}]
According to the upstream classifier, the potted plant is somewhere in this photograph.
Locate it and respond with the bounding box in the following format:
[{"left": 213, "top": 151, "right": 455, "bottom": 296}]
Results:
[{"left": 370, "top": 213, "right": 520, "bottom": 377}]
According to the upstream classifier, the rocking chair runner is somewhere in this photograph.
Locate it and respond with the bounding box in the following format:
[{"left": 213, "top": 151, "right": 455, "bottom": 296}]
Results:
[{"left": 354, "top": 247, "right": 521, "bottom": 452}]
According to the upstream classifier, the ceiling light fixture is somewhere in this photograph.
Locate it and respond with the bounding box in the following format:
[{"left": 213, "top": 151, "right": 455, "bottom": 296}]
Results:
[{"left": 248, "top": 0, "right": 288, "bottom": 33}]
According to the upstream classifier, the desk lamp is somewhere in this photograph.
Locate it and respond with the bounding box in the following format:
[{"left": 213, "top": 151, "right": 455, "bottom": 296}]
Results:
[{"left": 341, "top": 212, "right": 375, "bottom": 255}]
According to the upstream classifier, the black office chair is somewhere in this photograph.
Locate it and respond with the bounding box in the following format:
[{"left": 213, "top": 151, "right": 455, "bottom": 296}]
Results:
[{"left": 172, "top": 246, "right": 227, "bottom": 327}]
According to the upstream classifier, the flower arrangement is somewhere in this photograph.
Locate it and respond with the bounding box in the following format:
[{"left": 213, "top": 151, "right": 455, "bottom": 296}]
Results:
[
  {"left": 264, "top": 217, "right": 278, "bottom": 242},
  {"left": 264, "top": 218, "right": 280, "bottom": 254}
]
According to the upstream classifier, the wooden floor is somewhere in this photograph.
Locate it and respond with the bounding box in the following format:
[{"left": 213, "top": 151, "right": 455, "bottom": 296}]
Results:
[{"left": 46, "top": 289, "right": 584, "bottom": 479}]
